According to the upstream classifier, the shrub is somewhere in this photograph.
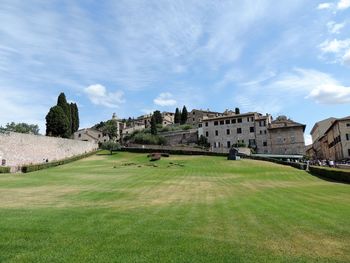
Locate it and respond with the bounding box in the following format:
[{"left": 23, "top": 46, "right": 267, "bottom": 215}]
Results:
[
  {"left": 21, "top": 151, "right": 98, "bottom": 173},
  {"left": 309, "top": 166, "right": 350, "bottom": 183},
  {"left": 100, "top": 141, "right": 121, "bottom": 154},
  {"left": 0, "top": 166, "right": 10, "bottom": 173},
  {"left": 133, "top": 133, "right": 166, "bottom": 145}
]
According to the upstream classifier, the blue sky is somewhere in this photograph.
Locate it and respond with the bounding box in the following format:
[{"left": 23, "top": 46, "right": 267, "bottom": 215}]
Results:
[{"left": 0, "top": 0, "right": 350, "bottom": 144}]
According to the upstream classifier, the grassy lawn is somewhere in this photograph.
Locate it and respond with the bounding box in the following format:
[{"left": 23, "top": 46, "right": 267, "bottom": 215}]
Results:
[{"left": 0, "top": 152, "right": 349, "bottom": 263}]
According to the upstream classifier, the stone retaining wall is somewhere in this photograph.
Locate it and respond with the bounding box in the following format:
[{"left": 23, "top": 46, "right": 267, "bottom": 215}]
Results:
[{"left": 0, "top": 132, "right": 98, "bottom": 170}]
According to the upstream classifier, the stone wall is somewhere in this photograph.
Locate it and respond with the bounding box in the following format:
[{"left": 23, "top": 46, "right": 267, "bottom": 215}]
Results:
[
  {"left": 0, "top": 132, "right": 98, "bottom": 169},
  {"left": 159, "top": 129, "right": 198, "bottom": 146}
]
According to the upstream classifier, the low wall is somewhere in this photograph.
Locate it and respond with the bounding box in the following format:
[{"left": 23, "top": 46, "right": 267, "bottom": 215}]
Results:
[
  {"left": 0, "top": 132, "right": 98, "bottom": 170},
  {"left": 309, "top": 166, "right": 350, "bottom": 183}
]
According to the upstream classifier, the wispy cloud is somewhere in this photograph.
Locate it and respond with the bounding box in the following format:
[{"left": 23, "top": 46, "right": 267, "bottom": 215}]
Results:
[
  {"left": 317, "top": 3, "right": 332, "bottom": 10},
  {"left": 337, "top": 0, "right": 350, "bottom": 10}
]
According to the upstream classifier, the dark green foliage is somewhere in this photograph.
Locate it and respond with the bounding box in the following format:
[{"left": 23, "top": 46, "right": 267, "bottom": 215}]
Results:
[
  {"left": 101, "top": 120, "right": 119, "bottom": 139},
  {"left": 70, "top": 103, "right": 79, "bottom": 133},
  {"left": 151, "top": 116, "right": 157, "bottom": 135},
  {"left": 174, "top": 108, "right": 181, "bottom": 124},
  {"left": 93, "top": 121, "right": 105, "bottom": 130},
  {"left": 248, "top": 155, "right": 307, "bottom": 170},
  {"left": 180, "top": 106, "right": 188, "bottom": 125},
  {"left": 100, "top": 141, "right": 121, "bottom": 155},
  {"left": 57, "top": 93, "right": 71, "bottom": 136},
  {"left": 233, "top": 142, "right": 246, "bottom": 147},
  {"left": 45, "top": 106, "right": 70, "bottom": 137},
  {"left": 21, "top": 151, "right": 97, "bottom": 173},
  {"left": 0, "top": 166, "right": 10, "bottom": 173},
  {"left": 1, "top": 122, "right": 39, "bottom": 135},
  {"left": 198, "top": 135, "right": 210, "bottom": 148},
  {"left": 309, "top": 166, "right": 350, "bottom": 183},
  {"left": 153, "top": 111, "right": 163, "bottom": 125},
  {"left": 235, "top": 107, "right": 240, "bottom": 114},
  {"left": 133, "top": 133, "right": 166, "bottom": 145}
]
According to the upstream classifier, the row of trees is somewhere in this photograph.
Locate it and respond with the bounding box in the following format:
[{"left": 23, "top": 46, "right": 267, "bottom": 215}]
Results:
[
  {"left": 174, "top": 106, "right": 188, "bottom": 125},
  {"left": 45, "top": 93, "right": 79, "bottom": 138},
  {"left": 0, "top": 122, "right": 39, "bottom": 135}
]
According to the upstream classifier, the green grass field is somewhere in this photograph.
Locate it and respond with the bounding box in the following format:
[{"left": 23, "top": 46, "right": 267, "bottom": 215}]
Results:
[{"left": 0, "top": 152, "right": 349, "bottom": 262}]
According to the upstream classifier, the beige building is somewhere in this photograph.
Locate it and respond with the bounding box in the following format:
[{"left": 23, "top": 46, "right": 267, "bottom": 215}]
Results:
[
  {"left": 187, "top": 109, "right": 222, "bottom": 127},
  {"left": 201, "top": 112, "right": 305, "bottom": 155},
  {"left": 310, "top": 117, "right": 336, "bottom": 159},
  {"left": 74, "top": 128, "right": 109, "bottom": 144},
  {"left": 201, "top": 112, "right": 273, "bottom": 153},
  {"left": 161, "top": 112, "right": 175, "bottom": 126},
  {"left": 267, "top": 118, "right": 306, "bottom": 155},
  {"left": 309, "top": 116, "right": 350, "bottom": 161}
]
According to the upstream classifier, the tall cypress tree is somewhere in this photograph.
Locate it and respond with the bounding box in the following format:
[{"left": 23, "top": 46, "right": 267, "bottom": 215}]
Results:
[
  {"left": 45, "top": 106, "right": 69, "bottom": 137},
  {"left": 57, "top": 93, "right": 71, "bottom": 136},
  {"left": 181, "top": 106, "right": 188, "bottom": 125},
  {"left": 150, "top": 115, "right": 157, "bottom": 135},
  {"left": 174, "top": 108, "right": 181, "bottom": 124},
  {"left": 153, "top": 110, "right": 163, "bottom": 124},
  {"left": 74, "top": 103, "right": 79, "bottom": 132},
  {"left": 235, "top": 107, "right": 240, "bottom": 114},
  {"left": 69, "top": 103, "right": 79, "bottom": 133}
]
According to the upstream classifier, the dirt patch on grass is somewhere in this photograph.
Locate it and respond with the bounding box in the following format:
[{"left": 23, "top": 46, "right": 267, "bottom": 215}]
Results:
[
  {"left": 265, "top": 231, "right": 349, "bottom": 261},
  {"left": 0, "top": 186, "right": 85, "bottom": 208}
]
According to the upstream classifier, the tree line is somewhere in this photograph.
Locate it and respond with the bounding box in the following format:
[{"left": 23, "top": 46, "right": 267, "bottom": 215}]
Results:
[{"left": 45, "top": 93, "right": 79, "bottom": 138}]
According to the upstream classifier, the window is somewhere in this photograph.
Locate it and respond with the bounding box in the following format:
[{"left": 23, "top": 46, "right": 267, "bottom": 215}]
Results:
[
  {"left": 263, "top": 141, "right": 267, "bottom": 147},
  {"left": 347, "top": 134, "right": 350, "bottom": 141},
  {"left": 237, "top": 118, "right": 242, "bottom": 123},
  {"left": 226, "top": 129, "right": 230, "bottom": 135},
  {"left": 260, "top": 130, "right": 262, "bottom": 135},
  {"left": 225, "top": 119, "right": 230, "bottom": 124},
  {"left": 227, "top": 141, "right": 231, "bottom": 148},
  {"left": 215, "top": 130, "right": 218, "bottom": 136},
  {"left": 206, "top": 131, "right": 209, "bottom": 137},
  {"left": 291, "top": 136, "right": 295, "bottom": 143},
  {"left": 205, "top": 122, "right": 208, "bottom": 127},
  {"left": 348, "top": 149, "right": 350, "bottom": 156},
  {"left": 264, "top": 130, "right": 267, "bottom": 134},
  {"left": 198, "top": 123, "right": 202, "bottom": 128},
  {"left": 220, "top": 120, "right": 224, "bottom": 125},
  {"left": 193, "top": 111, "right": 196, "bottom": 115},
  {"left": 250, "top": 127, "right": 254, "bottom": 133},
  {"left": 98, "top": 134, "right": 101, "bottom": 138},
  {"left": 237, "top": 128, "right": 242, "bottom": 134},
  {"left": 247, "top": 117, "right": 250, "bottom": 122},
  {"left": 78, "top": 133, "right": 81, "bottom": 138},
  {"left": 214, "top": 121, "right": 218, "bottom": 126},
  {"left": 193, "top": 118, "right": 195, "bottom": 121},
  {"left": 231, "top": 119, "right": 236, "bottom": 124},
  {"left": 347, "top": 123, "right": 350, "bottom": 127}
]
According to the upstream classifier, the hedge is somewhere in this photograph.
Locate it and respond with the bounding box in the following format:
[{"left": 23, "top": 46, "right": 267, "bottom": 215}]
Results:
[
  {"left": 309, "top": 166, "right": 350, "bottom": 183},
  {"left": 247, "top": 155, "right": 307, "bottom": 170},
  {"left": 120, "top": 147, "right": 228, "bottom": 157},
  {"left": 0, "top": 166, "right": 10, "bottom": 173},
  {"left": 21, "top": 150, "right": 98, "bottom": 173}
]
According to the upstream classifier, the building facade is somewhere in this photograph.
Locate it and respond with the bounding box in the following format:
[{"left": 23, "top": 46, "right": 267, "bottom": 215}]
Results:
[
  {"left": 201, "top": 112, "right": 305, "bottom": 155},
  {"left": 187, "top": 109, "right": 222, "bottom": 127},
  {"left": 73, "top": 128, "right": 109, "bottom": 144}
]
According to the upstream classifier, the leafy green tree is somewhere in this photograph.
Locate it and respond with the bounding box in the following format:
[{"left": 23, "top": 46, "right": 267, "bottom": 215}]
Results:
[
  {"left": 153, "top": 110, "right": 163, "bottom": 124},
  {"left": 45, "top": 106, "right": 69, "bottom": 137},
  {"left": 101, "top": 120, "right": 119, "bottom": 140},
  {"left": 2, "top": 122, "right": 39, "bottom": 135},
  {"left": 180, "top": 106, "right": 188, "bottom": 125},
  {"left": 150, "top": 115, "right": 157, "bottom": 135},
  {"left": 198, "top": 135, "right": 210, "bottom": 148},
  {"left": 235, "top": 107, "right": 240, "bottom": 114},
  {"left": 57, "top": 93, "right": 71, "bottom": 136},
  {"left": 100, "top": 141, "right": 121, "bottom": 155},
  {"left": 174, "top": 108, "right": 181, "bottom": 124}
]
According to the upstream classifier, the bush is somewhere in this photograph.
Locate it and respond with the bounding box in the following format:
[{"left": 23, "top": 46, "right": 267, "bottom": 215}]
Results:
[
  {"left": 100, "top": 141, "right": 121, "bottom": 154},
  {"left": 133, "top": 133, "right": 166, "bottom": 145},
  {"left": 21, "top": 151, "right": 98, "bottom": 173},
  {"left": 0, "top": 166, "right": 10, "bottom": 173},
  {"left": 309, "top": 166, "right": 350, "bottom": 183}
]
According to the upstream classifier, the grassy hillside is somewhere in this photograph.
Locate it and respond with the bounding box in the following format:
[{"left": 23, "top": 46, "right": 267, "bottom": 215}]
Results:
[{"left": 0, "top": 152, "right": 349, "bottom": 262}]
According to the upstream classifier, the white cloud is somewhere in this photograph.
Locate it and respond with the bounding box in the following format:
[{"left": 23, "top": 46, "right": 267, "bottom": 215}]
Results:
[
  {"left": 304, "top": 135, "right": 312, "bottom": 146},
  {"left": 84, "top": 84, "right": 125, "bottom": 108},
  {"left": 337, "top": 0, "right": 350, "bottom": 9},
  {"left": 317, "top": 3, "right": 332, "bottom": 9},
  {"left": 306, "top": 84, "right": 350, "bottom": 104},
  {"left": 327, "top": 21, "right": 345, "bottom": 34},
  {"left": 153, "top": 92, "right": 177, "bottom": 107},
  {"left": 320, "top": 39, "right": 350, "bottom": 53},
  {"left": 343, "top": 49, "right": 350, "bottom": 64}
]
